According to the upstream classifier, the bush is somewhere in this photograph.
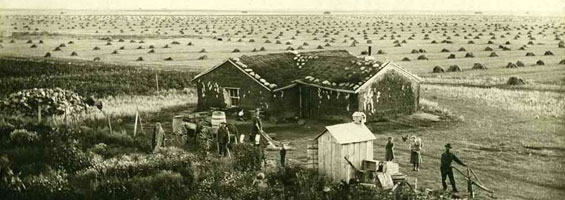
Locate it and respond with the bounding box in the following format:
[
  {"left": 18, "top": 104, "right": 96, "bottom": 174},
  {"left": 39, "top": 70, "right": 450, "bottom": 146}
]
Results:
[
  {"left": 10, "top": 129, "right": 39, "bottom": 144},
  {"left": 17, "top": 169, "right": 75, "bottom": 200},
  {"left": 94, "top": 170, "right": 189, "bottom": 200},
  {"left": 232, "top": 144, "right": 265, "bottom": 172}
]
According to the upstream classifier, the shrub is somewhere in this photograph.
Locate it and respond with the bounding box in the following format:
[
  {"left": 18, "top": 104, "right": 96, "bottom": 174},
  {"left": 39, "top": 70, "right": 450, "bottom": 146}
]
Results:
[
  {"left": 10, "top": 129, "right": 39, "bottom": 145},
  {"left": 94, "top": 170, "right": 189, "bottom": 200},
  {"left": 232, "top": 144, "right": 264, "bottom": 172},
  {"left": 18, "top": 169, "right": 74, "bottom": 200}
]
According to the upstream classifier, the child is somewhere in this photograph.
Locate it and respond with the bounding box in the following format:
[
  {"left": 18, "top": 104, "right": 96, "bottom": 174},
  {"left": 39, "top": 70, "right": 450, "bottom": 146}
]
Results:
[{"left": 385, "top": 137, "right": 395, "bottom": 161}]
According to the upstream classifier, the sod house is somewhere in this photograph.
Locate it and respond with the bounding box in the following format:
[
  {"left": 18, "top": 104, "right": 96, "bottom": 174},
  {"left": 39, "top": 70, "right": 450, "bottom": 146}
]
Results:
[{"left": 192, "top": 50, "right": 421, "bottom": 121}]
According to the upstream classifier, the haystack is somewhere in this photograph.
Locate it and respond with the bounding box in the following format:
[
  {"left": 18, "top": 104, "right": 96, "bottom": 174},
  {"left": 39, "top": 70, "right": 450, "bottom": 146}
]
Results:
[
  {"left": 506, "top": 62, "right": 517, "bottom": 68},
  {"left": 447, "top": 65, "right": 462, "bottom": 72},
  {"left": 432, "top": 66, "right": 445, "bottom": 73},
  {"left": 536, "top": 60, "right": 545, "bottom": 65},
  {"left": 411, "top": 49, "right": 419, "bottom": 54},
  {"left": 30, "top": 44, "right": 38, "bottom": 48},
  {"left": 70, "top": 51, "right": 78, "bottom": 56},
  {"left": 559, "top": 59, "right": 565, "bottom": 65},
  {"left": 112, "top": 50, "right": 119, "bottom": 54},
  {"left": 44, "top": 52, "right": 51, "bottom": 57},
  {"left": 198, "top": 55, "right": 208, "bottom": 60},
  {"left": 200, "top": 49, "right": 207, "bottom": 53},
  {"left": 458, "top": 47, "right": 466, "bottom": 51},
  {"left": 93, "top": 57, "right": 101, "bottom": 62},
  {"left": 525, "top": 52, "right": 535, "bottom": 56},
  {"left": 544, "top": 51, "right": 554, "bottom": 56},
  {"left": 401, "top": 57, "right": 411, "bottom": 61},
  {"left": 441, "top": 48, "right": 450, "bottom": 52},
  {"left": 377, "top": 49, "right": 386, "bottom": 54},
  {"left": 164, "top": 57, "right": 173, "bottom": 61},
  {"left": 507, "top": 77, "right": 525, "bottom": 85},
  {"left": 93, "top": 46, "right": 100, "bottom": 50},
  {"left": 317, "top": 45, "right": 324, "bottom": 49},
  {"left": 148, "top": 49, "right": 155, "bottom": 53},
  {"left": 484, "top": 47, "right": 493, "bottom": 51},
  {"left": 472, "top": 63, "right": 487, "bottom": 70},
  {"left": 516, "top": 61, "right": 525, "bottom": 67},
  {"left": 417, "top": 55, "right": 429, "bottom": 60},
  {"left": 465, "top": 52, "right": 475, "bottom": 58},
  {"left": 136, "top": 57, "right": 144, "bottom": 61},
  {"left": 489, "top": 52, "right": 498, "bottom": 57},
  {"left": 447, "top": 54, "right": 456, "bottom": 59},
  {"left": 54, "top": 47, "right": 62, "bottom": 51}
]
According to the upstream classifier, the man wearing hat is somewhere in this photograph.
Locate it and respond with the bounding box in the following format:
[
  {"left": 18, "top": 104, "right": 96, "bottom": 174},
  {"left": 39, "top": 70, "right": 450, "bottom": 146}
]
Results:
[
  {"left": 217, "top": 122, "right": 230, "bottom": 157},
  {"left": 440, "top": 143, "right": 466, "bottom": 193}
]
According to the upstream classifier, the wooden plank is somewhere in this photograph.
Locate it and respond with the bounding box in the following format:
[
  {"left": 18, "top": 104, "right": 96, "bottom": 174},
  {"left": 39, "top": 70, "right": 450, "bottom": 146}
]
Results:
[{"left": 376, "top": 172, "right": 394, "bottom": 189}]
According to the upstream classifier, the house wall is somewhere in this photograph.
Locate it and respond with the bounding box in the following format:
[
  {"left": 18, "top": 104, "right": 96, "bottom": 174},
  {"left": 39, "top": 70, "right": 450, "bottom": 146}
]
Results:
[
  {"left": 357, "top": 68, "right": 419, "bottom": 121},
  {"left": 271, "top": 86, "right": 300, "bottom": 118},
  {"left": 301, "top": 85, "right": 358, "bottom": 121},
  {"left": 317, "top": 131, "right": 374, "bottom": 182},
  {"left": 195, "top": 61, "right": 272, "bottom": 111}
]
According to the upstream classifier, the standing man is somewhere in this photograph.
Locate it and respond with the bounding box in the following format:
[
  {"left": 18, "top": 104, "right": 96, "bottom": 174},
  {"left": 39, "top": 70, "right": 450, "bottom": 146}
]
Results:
[
  {"left": 440, "top": 143, "right": 467, "bottom": 193},
  {"left": 250, "top": 109, "right": 262, "bottom": 144},
  {"left": 217, "top": 122, "right": 230, "bottom": 157},
  {"left": 280, "top": 143, "right": 287, "bottom": 168}
]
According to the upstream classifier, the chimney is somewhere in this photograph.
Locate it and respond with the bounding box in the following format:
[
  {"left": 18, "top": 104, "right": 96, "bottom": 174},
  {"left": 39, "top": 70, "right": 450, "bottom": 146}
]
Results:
[
  {"left": 368, "top": 46, "right": 372, "bottom": 56},
  {"left": 352, "top": 112, "right": 366, "bottom": 125}
]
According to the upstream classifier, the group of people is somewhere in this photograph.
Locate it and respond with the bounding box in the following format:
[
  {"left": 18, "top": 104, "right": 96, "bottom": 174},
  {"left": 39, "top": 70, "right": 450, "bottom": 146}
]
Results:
[
  {"left": 215, "top": 109, "right": 264, "bottom": 157},
  {"left": 384, "top": 135, "right": 467, "bottom": 193}
]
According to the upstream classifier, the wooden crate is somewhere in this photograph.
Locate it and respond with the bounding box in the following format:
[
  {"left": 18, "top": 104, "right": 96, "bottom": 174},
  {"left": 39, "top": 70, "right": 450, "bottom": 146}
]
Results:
[{"left": 362, "top": 159, "right": 379, "bottom": 172}]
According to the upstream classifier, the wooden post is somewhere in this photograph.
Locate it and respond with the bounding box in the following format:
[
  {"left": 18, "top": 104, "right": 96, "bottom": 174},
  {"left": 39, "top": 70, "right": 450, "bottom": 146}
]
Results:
[
  {"left": 133, "top": 111, "right": 139, "bottom": 137},
  {"left": 37, "top": 105, "right": 42, "bottom": 122},
  {"left": 139, "top": 114, "right": 145, "bottom": 135},
  {"left": 155, "top": 74, "right": 160, "bottom": 96},
  {"left": 106, "top": 113, "right": 113, "bottom": 134}
]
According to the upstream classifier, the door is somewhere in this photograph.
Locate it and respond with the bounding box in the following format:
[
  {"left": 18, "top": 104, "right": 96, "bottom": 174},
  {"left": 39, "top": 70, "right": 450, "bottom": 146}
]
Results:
[{"left": 300, "top": 86, "right": 312, "bottom": 118}]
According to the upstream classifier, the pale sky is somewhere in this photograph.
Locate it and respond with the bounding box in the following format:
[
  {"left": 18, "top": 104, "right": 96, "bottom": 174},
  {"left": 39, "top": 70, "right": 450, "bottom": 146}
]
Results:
[{"left": 0, "top": 0, "right": 563, "bottom": 12}]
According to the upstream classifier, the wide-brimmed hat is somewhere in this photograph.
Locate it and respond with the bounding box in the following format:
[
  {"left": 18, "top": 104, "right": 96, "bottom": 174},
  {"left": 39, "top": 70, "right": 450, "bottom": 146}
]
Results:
[{"left": 445, "top": 143, "right": 452, "bottom": 149}]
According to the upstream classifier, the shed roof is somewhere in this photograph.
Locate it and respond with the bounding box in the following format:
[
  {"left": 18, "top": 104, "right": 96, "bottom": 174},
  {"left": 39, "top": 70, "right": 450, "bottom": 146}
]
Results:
[{"left": 315, "top": 122, "right": 376, "bottom": 144}]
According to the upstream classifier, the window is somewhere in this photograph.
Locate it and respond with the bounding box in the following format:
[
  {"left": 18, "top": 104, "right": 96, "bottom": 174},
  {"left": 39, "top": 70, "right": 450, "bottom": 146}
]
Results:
[{"left": 224, "top": 88, "right": 240, "bottom": 107}]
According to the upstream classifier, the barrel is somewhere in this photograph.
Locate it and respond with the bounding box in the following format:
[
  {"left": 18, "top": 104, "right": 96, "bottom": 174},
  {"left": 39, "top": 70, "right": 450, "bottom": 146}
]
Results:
[{"left": 211, "top": 111, "right": 226, "bottom": 130}]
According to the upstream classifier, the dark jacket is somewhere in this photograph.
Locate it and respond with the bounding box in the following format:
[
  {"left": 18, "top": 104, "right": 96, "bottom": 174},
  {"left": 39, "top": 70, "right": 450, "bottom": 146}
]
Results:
[
  {"left": 251, "top": 116, "right": 262, "bottom": 134},
  {"left": 218, "top": 126, "right": 230, "bottom": 144},
  {"left": 440, "top": 151, "right": 465, "bottom": 171}
]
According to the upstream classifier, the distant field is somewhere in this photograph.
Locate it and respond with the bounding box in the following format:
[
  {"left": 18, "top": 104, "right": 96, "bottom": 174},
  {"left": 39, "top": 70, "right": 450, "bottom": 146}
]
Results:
[{"left": 0, "top": 14, "right": 563, "bottom": 76}]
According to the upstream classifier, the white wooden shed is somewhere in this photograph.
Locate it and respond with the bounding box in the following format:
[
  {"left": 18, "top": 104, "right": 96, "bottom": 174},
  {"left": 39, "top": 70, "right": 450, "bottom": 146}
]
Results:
[{"left": 314, "top": 112, "right": 376, "bottom": 182}]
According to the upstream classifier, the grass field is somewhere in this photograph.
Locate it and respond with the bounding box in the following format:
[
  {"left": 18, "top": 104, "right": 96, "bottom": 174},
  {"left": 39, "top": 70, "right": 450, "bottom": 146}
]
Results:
[{"left": 0, "top": 10, "right": 564, "bottom": 200}]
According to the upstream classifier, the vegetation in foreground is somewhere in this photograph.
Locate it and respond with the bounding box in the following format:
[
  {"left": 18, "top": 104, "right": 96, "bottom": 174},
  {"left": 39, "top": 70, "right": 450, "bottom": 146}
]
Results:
[{"left": 0, "top": 116, "right": 449, "bottom": 200}]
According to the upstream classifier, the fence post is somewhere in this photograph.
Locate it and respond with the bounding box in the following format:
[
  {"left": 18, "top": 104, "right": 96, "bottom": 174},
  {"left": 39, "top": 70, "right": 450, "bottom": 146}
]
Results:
[
  {"left": 467, "top": 168, "right": 474, "bottom": 198},
  {"left": 155, "top": 74, "right": 160, "bottom": 96},
  {"left": 37, "top": 105, "right": 42, "bottom": 122},
  {"left": 133, "top": 111, "right": 139, "bottom": 137}
]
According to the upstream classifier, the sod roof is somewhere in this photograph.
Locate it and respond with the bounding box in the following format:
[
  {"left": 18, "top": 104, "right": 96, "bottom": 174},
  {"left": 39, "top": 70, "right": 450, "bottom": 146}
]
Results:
[{"left": 230, "top": 50, "right": 385, "bottom": 91}]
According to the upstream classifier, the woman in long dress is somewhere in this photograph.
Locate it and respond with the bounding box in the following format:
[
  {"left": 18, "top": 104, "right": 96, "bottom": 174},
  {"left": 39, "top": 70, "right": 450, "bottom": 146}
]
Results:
[{"left": 409, "top": 136, "right": 423, "bottom": 171}]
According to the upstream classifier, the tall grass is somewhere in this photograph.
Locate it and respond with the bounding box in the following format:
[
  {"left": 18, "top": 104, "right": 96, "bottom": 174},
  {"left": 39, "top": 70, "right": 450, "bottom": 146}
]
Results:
[
  {"left": 424, "top": 85, "right": 565, "bottom": 118},
  {"left": 80, "top": 89, "right": 197, "bottom": 120}
]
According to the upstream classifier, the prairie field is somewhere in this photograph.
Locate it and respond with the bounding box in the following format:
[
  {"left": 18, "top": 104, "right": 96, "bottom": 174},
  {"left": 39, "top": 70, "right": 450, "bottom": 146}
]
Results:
[{"left": 0, "top": 10, "right": 564, "bottom": 200}]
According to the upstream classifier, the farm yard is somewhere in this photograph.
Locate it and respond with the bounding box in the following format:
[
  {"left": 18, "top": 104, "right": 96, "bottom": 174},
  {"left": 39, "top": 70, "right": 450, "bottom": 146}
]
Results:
[{"left": 0, "top": 9, "right": 564, "bottom": 200}]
